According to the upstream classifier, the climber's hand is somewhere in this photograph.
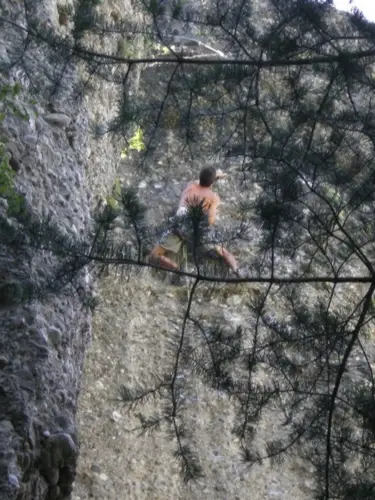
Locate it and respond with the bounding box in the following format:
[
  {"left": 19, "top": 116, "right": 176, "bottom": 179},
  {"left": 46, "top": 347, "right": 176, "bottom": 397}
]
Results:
[{"left": 215, "top": 169, "right": 227, "bottom": 180}]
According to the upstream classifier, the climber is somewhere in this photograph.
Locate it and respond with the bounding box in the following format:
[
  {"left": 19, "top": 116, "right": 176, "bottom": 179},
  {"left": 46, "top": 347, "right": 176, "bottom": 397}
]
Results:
[{"left": 148, "top": 166, "right": 240, "bottom": 276}]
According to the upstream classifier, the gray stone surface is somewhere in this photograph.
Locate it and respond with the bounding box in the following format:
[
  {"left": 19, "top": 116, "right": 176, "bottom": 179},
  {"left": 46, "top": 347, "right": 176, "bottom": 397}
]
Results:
[
  {"left": 0, "top": 0, "right": 95, "bottom": 498},
  {"left": 1, "top": 0, "right": 372, "bottom": 499},
  {"left": 43, "top": 114, "right": 72, "bottom": 129}
]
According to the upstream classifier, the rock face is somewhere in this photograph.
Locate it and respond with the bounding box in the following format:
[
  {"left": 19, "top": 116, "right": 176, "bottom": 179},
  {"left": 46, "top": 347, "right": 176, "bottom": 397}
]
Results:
[
  {"left": 3, "top": 0, "right": 370, "bottom": 499},
  {"left": 73, "top": 272, "right": 315, "bottom": 500},
  {"left": 1, "top": 0, "right": 291, "bottom": 497},
  {"left": 1, "top": 0, "right": 139, "bottom": 494},
  {"left": 0, "top": 1, "right": 94, "bottom": 498},
  {"left": 71, "top": 130, "right": 316, "bottom": 499}
]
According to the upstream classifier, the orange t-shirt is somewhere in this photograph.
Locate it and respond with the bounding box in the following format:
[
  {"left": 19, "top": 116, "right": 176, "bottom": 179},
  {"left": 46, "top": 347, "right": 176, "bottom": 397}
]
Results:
[{"left": 179, "top": 182, "right": 220, "bottom": 225}]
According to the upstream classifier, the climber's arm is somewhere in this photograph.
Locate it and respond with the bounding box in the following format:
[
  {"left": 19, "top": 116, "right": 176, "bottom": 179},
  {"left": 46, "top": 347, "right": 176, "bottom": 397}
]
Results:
[{"left": 208, "top": 193, "right": 220, "bottom": 225}]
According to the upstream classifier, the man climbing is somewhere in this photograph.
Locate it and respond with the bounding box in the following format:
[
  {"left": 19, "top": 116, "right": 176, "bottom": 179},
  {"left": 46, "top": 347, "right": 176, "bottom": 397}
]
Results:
[{"left": 149, "top": 166, "right": 240, "bottom": 276}]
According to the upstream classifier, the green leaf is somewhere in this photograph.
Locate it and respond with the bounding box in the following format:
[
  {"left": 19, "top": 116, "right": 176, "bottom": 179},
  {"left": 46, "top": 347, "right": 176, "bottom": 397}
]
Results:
[
  {"left": 106, "top": 196, "right": 119, "bottom": 210},
  {"left": 128, "top": 126, "right": 145, "bottom": 152},
  {"left": 113, "top": 178, "right": 122, "bottom": 198},
  {"left": 13, "top": 83, "right": 21, "bottom": 96}
]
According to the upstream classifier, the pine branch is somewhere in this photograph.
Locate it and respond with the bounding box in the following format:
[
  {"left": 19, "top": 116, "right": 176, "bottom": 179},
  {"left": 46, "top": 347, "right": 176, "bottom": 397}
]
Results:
[
  {"left": 117, "top": 376, "right": 170, "bottom": 411},
  {"left": 324, "top": 283, "right": 375, "bottom": 499}
]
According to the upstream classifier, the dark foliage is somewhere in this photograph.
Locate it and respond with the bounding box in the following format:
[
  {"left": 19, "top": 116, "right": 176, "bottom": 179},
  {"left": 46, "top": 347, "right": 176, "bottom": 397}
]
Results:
[{"left": 2, "top": 0, "right": 375, "bottom": 496}]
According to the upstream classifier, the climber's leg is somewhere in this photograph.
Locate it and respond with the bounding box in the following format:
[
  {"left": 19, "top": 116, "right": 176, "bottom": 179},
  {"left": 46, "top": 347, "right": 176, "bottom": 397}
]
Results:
[
  {"left": 149, "top": 245, "right": 179, "bottom": 271},
  {"left": 213, "top": 245, "right": 239, "bottom": 276},
  {"left": 149, "top": 229, "right": 185, "bottom": 271}
]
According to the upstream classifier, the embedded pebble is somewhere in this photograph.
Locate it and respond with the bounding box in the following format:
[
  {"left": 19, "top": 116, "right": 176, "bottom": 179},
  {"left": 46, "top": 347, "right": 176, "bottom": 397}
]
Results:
[
  {"left": 111, "top": 411, "right": 122, "bottom": 422},
  {"left": 48, "top": 327, "right": 62, "bottom": 347},
  {"left": 43, "top": 113, "right": 71, "bottom": 128},
  {"left": 0, "top": 355, "right": 9, "bottom": 368},
  {"left": 8, "top": 474, "right": 19, "bottom": 488}
]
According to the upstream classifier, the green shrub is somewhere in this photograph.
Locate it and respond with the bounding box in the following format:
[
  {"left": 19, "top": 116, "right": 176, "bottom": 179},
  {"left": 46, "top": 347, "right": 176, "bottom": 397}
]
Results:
[
  {"left": 0, "top": 83, "right": 28, "bottom": 216},
  {"left": 120, "top": 126, "right": 145, "bottom": 158}
]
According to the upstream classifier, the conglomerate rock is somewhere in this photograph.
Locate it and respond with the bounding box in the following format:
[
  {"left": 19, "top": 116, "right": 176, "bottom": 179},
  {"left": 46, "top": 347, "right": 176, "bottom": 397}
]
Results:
[{"left": 0, "top": 1, "right": 95, "bottom": 498}]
